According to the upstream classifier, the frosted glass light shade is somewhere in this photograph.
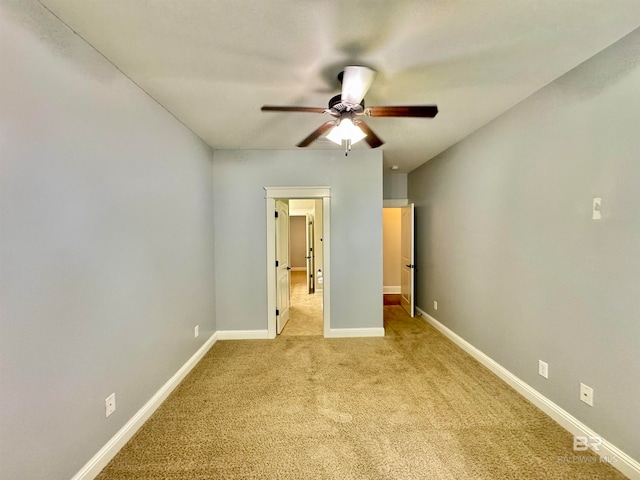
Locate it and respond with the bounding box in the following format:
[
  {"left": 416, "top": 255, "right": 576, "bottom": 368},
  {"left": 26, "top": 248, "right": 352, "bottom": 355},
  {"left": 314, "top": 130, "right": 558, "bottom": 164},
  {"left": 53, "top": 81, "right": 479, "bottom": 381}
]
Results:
[{"left": 326, "top": 118, "right": 367, "bottom": 145}]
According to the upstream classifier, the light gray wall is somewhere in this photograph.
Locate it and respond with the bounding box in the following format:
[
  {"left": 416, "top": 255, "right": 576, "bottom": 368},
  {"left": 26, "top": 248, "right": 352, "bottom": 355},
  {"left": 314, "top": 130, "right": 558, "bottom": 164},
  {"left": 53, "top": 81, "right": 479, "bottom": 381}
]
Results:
[
  {"left": 409, "top": 28, "right": 640, "bottom": 460},
  {"left": 0, "top": 3, "right": 216, "bottom": 479},
  {"left": 383, "top": 173, "right": 408, "bottom": 199},
  {"left": 212, "top": 149, "right": 383, "bottom": 331}
]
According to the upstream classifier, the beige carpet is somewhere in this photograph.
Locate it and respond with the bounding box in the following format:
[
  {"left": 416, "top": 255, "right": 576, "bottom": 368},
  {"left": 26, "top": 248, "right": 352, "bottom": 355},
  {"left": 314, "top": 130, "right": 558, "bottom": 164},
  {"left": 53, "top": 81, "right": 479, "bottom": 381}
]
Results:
[
  {"left": 95, "top": 306, "right": 626, "bottom": 479},
  {"left": 280, "top": 270, "right": 323, "bottom": 336}
]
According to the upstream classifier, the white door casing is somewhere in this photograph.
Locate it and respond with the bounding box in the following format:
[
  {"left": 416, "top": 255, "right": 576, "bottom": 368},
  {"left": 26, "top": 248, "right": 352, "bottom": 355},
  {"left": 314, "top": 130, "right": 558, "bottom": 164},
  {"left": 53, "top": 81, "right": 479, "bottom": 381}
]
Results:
[
  {"left": 400, "top": 203, "right": 415, "bottom": 317},
  {"left": 275, "top": 200, "right": 291, "bottom": 333}
]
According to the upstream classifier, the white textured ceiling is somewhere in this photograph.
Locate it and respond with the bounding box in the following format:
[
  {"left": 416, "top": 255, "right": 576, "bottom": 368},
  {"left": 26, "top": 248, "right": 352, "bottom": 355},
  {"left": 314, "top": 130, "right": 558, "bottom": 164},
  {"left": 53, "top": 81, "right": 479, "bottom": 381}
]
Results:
[{"left": 39, "top": 0, "right": 640, "bottom": 172}]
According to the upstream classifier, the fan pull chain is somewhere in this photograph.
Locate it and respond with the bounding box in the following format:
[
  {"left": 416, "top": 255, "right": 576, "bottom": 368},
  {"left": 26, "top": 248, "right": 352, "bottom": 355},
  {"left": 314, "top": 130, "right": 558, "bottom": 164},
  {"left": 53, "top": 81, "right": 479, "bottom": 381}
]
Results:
[{"left": 344, "top": 138, "right": 352, "bottom": 156}]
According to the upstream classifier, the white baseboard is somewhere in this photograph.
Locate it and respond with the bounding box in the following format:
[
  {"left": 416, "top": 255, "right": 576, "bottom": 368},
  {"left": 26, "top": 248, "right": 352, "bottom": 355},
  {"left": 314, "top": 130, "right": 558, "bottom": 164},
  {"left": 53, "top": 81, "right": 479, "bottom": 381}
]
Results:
[
  {"left": 415, "top": 307, "right": 640, "bottom": 480},
  {"left": 216, "top": 329, "right": 269, "bottom": 340},
  {"left": 290, "top": 267, "right": 306, "bottom": 271},
  {"left": 325, "top": 327, "right": 385, "bottom": 338},
  {"left": 71, "top": 332, "right": 219, "bottom": 480},
  {"left": 384, "top": 286, "right": 401, "bottom": 294}
]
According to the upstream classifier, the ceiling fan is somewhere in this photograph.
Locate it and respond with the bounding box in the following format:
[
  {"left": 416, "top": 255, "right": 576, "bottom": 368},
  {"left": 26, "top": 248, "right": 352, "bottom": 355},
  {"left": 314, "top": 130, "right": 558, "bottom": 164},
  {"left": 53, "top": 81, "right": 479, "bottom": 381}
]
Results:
[{"left": 261, "top": 66, "right": 438, "bottom": 155}]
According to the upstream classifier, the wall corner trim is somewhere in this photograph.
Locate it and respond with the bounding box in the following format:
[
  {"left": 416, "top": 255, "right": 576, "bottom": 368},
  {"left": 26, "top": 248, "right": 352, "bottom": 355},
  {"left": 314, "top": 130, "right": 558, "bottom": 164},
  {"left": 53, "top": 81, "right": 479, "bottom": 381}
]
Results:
[
  {"left": 383, "top": 199, "right": 409, "bottom": 208},
  {"left": 71, "top": 332, "right": 219, "bottom": 480},
  {"left": 325, "top": 327, "right": 385, "bottom": 338},
  {"left": 415, "top": 307, "right": 640, "bottom": 480}
]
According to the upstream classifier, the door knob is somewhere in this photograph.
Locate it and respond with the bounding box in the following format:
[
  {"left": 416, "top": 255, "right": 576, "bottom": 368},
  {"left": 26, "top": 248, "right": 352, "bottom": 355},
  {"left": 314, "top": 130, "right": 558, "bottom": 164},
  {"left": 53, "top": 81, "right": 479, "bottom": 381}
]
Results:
[
  {"left": 286, "top": 266, "right": 291, "bottom": 270},
  {"left": 405, "top": 264, "right": 415, "bottom": 268}
]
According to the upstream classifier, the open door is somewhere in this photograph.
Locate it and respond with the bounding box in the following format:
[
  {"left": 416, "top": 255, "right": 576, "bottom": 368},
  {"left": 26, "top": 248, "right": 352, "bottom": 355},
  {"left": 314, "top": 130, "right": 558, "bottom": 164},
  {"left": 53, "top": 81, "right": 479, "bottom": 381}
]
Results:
[
  {"left": 400, "top": 203, "right": 415, "bottom": 317},
  {"left": 275, "top": 200, "right": 291, "bottom": 333},
  {"left": 306, "top": 213, "right": 315, "bottom": 294}
]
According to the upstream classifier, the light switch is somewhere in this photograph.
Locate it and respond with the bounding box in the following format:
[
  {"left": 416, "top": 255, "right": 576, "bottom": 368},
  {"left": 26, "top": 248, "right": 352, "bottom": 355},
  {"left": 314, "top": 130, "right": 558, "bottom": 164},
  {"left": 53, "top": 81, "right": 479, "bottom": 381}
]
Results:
[{"left": 592, "top": 197, "right": 602, "bottom": 220}]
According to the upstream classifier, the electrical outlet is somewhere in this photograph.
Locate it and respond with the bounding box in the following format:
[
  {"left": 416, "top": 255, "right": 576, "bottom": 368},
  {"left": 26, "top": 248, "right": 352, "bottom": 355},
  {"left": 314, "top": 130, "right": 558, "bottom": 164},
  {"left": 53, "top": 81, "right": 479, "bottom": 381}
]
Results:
[
  {"left": 538, "top": 360, "right": 549, "bottom": 379},
  {"left": 194, "top": 325, "right": 199, "bottom": 338},
  {"left": 433, "top": 300, "right": 438, "bottom": 311},
  {"left": 580, "top": 383, "right": 594, "bottom": 407},
  {"left": 105, "top": 393, "right": 116, "bottom": 418}
]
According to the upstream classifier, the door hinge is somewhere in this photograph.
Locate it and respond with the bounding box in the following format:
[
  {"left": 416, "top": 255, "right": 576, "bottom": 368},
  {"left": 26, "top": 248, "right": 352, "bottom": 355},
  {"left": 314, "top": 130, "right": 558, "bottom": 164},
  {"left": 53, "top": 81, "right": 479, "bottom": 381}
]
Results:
[
  {"left": 276, "top": 260, "right": 279, "bottom": 267},
  {"left": 275, "top": 211, "right": 279, "bottom": 218},
  {"left": 276, "top": 309, "right": 280, "bottom": 316}
]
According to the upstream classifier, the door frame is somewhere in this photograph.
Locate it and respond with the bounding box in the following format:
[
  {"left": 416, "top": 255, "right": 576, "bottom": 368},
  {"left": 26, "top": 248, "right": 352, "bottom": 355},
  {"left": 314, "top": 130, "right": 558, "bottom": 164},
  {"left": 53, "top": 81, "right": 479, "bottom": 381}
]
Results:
[{"left": 265, "top": 186, "right": 331, "bottom": 339}]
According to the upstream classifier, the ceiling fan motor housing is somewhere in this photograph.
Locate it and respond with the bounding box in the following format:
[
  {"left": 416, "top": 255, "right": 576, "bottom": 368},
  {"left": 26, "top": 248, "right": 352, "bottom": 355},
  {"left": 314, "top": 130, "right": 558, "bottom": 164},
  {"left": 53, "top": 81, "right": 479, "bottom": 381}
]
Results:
[{"left": 328, "top": 94, "right": 364, "bottom": 114}]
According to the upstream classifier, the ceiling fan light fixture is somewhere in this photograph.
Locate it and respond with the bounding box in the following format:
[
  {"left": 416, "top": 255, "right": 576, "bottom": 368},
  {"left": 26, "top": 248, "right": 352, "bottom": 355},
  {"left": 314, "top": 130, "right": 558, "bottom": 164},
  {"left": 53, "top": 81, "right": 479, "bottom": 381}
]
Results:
[
  {"left": 261, "top": 65, "right": 437, "bottom": 151},
  {"left": 326, "top": 118, "right": 367, "bottom": 145}
]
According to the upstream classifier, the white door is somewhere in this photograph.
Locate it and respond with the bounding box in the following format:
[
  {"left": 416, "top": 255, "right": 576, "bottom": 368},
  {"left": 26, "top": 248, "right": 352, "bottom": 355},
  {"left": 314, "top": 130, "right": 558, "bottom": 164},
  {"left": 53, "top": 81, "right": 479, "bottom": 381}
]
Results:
[
  {"left": 275, "top": 200, "right": 290, "bottom": 333},
  {"left": 400, "top": 203, "right": 415, "bottom": 317},
  {"left": 306, "top": 213, "right": 315, "bottom": 294}
]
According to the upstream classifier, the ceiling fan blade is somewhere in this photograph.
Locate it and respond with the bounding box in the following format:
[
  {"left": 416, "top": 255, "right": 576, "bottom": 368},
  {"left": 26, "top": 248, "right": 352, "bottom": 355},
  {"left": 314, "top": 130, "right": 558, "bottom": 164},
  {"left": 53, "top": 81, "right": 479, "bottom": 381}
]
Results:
[
  {"left": 365, "top": 105, "right": 438, "bottom": 117},
  {"left": 262, "top": 106, "right": 327, "bottom": 113},
  {"left": 297, "top": 121, "right": 337, "bottom": 148},
  {"left": 356, "top": 121, "right": 384, "bottom": 148},
  {"left": 341, "top": 66, "right": 376, "bottom": 105}
]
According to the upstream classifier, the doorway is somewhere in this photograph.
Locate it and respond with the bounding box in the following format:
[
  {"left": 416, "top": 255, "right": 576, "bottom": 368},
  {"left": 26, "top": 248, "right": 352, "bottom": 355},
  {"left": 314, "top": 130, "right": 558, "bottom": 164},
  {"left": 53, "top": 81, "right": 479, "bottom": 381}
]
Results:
[
  {"left": 383, "top": 205, "right": 414, "bottom": 316},
  {"left": 265, "top": 187, "right": 331, "bottom": 339},
  {"left": 383, "top": 207, "right": 402, "bottom": 309},
  {"left": 281, "top": 199, "right": 324, "bottom": 336}
]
